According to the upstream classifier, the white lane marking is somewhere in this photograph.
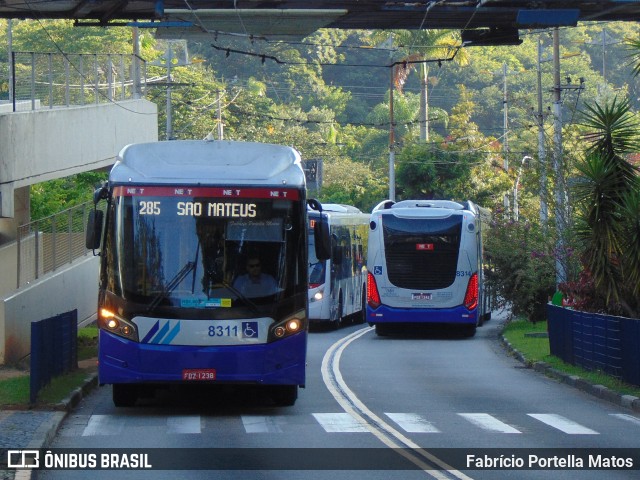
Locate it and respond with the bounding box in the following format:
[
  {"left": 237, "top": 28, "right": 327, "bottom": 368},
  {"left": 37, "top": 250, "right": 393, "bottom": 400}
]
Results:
[
  {"left": 385, "top": 413, "right": 441, "bottom": 433},
  {"left": 528, "top": 414, "right": 599, "bottom": 434},
  {"left": 610, "top": 413, "right": 640, "bottom": 427},
  {"left": 82, "top": 415, "right": 127, "bottom": 436},
  {"left": 241, "top": 415, "right": 284, "bottom": 433},
  {"left": 321, "top": 326, "right": 472, "bottom": 480},
  {"left": 313, "top": 413, "right": 370, "bottom": 433},
  {"left": 458, "top": 413, "right": 521, "bottom": 434},
  {"left": 167, "top": 416, "right": 201, "bottom": 434}
]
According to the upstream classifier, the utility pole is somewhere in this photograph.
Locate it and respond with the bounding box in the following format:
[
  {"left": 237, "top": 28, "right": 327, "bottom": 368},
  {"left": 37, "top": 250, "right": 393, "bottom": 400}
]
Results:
[
  {"left": 7, "top": 19, "right": 13, "bottom": 104},
  {"left": 419, "top": 63, "right": 429, "bottom": 142},
  {"left": 216, "top": 89, "right": 224, "bottom": 140},
  {"left": 536, "top": 36, "right": 548, "bottom": 227},
  {"left": 132, "top": 27, "right": 142, "bottom": 100},
  {"left": 502, "top": 62, "right": 509, "bottom": 170},
  {"left": 165, "top": 43, "right": 173, "bottom": 140},
  {"left": 552, "top": 27, "right": 567, "bottom": 286}
]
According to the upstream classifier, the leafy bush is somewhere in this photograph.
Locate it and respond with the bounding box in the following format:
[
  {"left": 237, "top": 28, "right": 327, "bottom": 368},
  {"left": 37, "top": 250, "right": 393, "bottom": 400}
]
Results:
[{"left": 485, "top": 215, "right": 556, "bottom": 322}]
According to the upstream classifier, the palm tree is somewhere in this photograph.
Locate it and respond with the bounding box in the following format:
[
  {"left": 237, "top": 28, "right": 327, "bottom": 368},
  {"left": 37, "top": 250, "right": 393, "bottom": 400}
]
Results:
[
  {"left": 573, "top": 97, "right": 640, "bottom": 317},
  {"left": 369, "top": 29, "right": 469, "bottom": 142}
]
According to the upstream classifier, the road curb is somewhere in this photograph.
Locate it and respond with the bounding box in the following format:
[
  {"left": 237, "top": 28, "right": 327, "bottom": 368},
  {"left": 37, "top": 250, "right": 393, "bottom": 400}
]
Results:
[
  {"left": 500, "top": 334, "right": 640, "bottom": 414},
  {"left": 21, "top": 373, "right": 99, "bottom": 480}
]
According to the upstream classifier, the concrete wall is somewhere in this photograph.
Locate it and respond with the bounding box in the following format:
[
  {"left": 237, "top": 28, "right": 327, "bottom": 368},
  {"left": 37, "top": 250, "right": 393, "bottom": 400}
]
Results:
[
  {"left": 0, "top": 99, "right": 158, "bottom": 220},
  {"left": 0, "top": 241, "right": 18, "bottom": 298},
  {"left": 0, "top": 255, "right": 99, "bottom": 364},
  {"left": 0, "top": 97, "right": 158, "bottom": 365}
]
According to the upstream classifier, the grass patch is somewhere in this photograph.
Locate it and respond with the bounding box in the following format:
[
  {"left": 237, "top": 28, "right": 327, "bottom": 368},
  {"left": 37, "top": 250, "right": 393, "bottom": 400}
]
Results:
[
  {"left": 0, "top": 325, "right": 98, "bottom": 408},
  {"left": 0, "top": 376, "right": 30, "bottom": 405},
  {"left": 502, "top": 319, "right": 640, "bottom": 398},
  {"left": 36, "top": 368, "right": 95, "bottom": 405},
  {"left": 78, "top": 325, "right": 98, "bottom": 361}
]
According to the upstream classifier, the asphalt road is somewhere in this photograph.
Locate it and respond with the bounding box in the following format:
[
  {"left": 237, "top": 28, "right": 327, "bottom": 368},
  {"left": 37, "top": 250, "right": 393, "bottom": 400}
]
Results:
[{"left": 38, "top": 310, "right": 640, "bottom": 480}]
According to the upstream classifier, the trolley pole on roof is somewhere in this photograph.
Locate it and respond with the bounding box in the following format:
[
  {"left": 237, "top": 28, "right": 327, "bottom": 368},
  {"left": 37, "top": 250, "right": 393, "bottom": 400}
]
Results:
[{"left": 389, "top": 66, "right": 396, "bottom": 202}]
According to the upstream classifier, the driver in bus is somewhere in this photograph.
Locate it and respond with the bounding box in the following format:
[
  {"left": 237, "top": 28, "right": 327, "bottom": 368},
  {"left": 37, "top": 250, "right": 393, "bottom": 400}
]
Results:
[{"left": 232, "top": 255, "right": 278, "bottom": 298}]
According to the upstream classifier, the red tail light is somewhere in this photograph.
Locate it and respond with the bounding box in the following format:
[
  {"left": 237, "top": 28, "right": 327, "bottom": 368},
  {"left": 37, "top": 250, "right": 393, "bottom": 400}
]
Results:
[
  {"left": 367, "top": 271, "right": 381, "bottom": 309},
  {"left": 464, "top": 273, "right": 478, "bottom": 310}
]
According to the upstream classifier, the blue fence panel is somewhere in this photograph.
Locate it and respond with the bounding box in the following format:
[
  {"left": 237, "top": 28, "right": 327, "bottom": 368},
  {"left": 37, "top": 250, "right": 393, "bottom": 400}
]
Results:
[
  {"left": 547, "top": 304, "right": 639, "bottom": 387},
  {"left": 620, "top": 318, "right": 640, "bottom": 386},
  {"left": 30, "top": 310, "right": 78, "bottom": 404},
  {"left": 547, "top": 304, "right": 573, "bottom": 364}
]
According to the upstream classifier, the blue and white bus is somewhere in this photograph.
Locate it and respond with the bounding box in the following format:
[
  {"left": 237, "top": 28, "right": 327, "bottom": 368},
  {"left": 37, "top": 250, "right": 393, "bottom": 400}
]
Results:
[
  {"left": 86, "top": 140, "right": 330, "bottom": 406},
  {"left": 366, "top": 199, "right": 490, "bottom": 337},
  {"left": 308, "top": 204, "right": 369, "bottom": 327}
]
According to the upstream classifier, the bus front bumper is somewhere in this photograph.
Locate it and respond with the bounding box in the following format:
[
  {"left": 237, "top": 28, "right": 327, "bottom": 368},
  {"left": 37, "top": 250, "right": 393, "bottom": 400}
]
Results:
[{"left": 98, "top": 330, "right": 306, "bottom": 386}]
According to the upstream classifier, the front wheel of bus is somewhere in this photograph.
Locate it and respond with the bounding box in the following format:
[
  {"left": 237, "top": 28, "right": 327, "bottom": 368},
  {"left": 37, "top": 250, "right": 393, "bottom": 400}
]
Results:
[
  {"left": 271, "top": 385, "right": 298, "bottom": 406},
  {"left": 113, "top": 384, "right": 138, "bottom": 407},
  {"left": 356, "top": 285, "right": 367, "bottom": 324}
]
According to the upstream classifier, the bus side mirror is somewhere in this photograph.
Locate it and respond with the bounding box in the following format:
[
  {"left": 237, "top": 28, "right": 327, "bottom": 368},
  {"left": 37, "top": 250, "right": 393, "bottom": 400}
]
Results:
[
  {"left": 86, "top": 209, "right": 104, "bottom": 251},
  {"left": 314, "top": 217, "right": 331, "bottom": 261}
]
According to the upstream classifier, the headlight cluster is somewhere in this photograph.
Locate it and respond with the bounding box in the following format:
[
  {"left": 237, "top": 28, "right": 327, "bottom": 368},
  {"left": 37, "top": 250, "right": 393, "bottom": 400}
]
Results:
[
  {"left": 269, "top": 310, "right": 306, "bottom": 342},
  {"left": 310, "top": 289, "right": 324, "bottom": 302},
  {"left": 99, "top": 308, "right": 139, "bottom": 341}
]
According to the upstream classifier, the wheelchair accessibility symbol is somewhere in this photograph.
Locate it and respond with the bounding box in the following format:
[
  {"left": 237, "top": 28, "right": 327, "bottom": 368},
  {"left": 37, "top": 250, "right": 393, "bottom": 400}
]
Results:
[
  {"left": 242, "top": 321, "right": 259, "bottom": 339},
  {"left": 374, "top": 265, "right": 383, "bottom": 275}
]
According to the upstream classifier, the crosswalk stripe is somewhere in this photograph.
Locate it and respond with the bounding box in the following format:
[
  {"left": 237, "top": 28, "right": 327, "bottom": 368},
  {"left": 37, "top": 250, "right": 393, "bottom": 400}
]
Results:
[
  {"left": 313, "top": 413, "right": 369, "bottom": 433},
  {"left": 82, "top": 414, "right": 127, "bottom": 436},
  {"left": 167, "top": 416, "right": 201, "bottom": 434},
  {"left": 75, "top": 412, "right": 619, "bottom": 436},
  {"left": 241, "top": 415, "right": 284, "bottom": 433},
  {"left": 385, "top": 413, "right": 440, "bottom": 433},
  {"left": 458, "top": 413, "right": 521, "bottom": 433},
  {"left": 609, "top": 413, "right": 640, "bottom": 427},
  {"left": 528, "top": 414, "right": 599, "bottom": 434}
]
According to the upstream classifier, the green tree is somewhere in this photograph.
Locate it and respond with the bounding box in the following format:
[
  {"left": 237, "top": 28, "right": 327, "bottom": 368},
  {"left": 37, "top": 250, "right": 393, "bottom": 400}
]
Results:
[{"left": 571, "top": 97, "right": 640, "bottom": 317}]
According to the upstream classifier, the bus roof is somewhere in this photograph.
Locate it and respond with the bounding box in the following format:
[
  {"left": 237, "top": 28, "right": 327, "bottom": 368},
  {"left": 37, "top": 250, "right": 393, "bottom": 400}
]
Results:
[
  {"left": 371, "top": 199, "right": 483, "bottom": 219},
  {"left": 318, "top": 204, "right": 363, "bottom": 214},
  {"left": 110, "top": 140, "right": 304, "bottom": 187}
]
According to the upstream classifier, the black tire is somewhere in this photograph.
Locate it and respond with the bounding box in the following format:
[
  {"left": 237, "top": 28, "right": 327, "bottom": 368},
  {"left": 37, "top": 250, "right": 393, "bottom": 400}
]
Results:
[
  {"left": 332, "top": 292, "right": 344, "bottom": 329},
  {"left": 463, "top": 325, "right": 477, "bottom": 338},
  {"left": 112, "top": 384, "right": 138, "bottom": 407},
  {"left": 271, "top": 385, "right": 298, "bottom": 406},
  {"left": 356, "top": 286, "right": 367, "bottom": 324},
  {"left": 375, "top": 324, "right": 390, "bottom": 336}
]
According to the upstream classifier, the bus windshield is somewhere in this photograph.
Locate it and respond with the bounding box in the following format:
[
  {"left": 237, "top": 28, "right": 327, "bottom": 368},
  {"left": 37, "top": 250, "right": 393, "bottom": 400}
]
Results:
[
  {"left": 307, "top": 232, "right": 326, "bottom": 286},
  {"left": 382, "top": 215, "right": 462, "bottom": 290},
  {"left": 103, "top": 187, "right": 305, "bottom": 318}
]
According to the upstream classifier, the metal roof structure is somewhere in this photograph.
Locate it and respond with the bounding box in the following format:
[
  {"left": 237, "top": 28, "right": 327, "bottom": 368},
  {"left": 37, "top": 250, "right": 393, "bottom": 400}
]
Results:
[{"left": 2, "top": 1, "right": 640, "bottom": 43}]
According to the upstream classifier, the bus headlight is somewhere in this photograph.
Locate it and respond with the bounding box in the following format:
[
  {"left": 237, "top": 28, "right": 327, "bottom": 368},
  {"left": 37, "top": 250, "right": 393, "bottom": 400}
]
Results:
[
  {"left": 269, "top": 310, "right": 306, "bottom": 342},
  {"left": 311, "top": 289, "right": 324, "bottom": 302},
  {"left": 98, "top": 308, "right": 139, "bottom": 341}
]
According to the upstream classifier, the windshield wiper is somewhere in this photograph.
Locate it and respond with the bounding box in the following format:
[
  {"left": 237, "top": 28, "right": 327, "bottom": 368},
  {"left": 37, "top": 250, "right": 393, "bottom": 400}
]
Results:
[
  {"left": 219, "top": 280, "right": 261, "bottom": 315},
  {"left": 147, "top": 261, "right": 196, "bottom": 313}
]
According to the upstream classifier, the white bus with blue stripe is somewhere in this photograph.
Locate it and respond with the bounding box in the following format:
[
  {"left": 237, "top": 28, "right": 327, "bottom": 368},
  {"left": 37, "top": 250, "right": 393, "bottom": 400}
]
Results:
[
  {"left": 307, "top": 203, "right": 369, "bottom": 327},
  {"left": 366, "top": 199, "right": 490, "bottom": 337},
  {"left": 86, "top": 140, "right": 330, "bottom": 406}
]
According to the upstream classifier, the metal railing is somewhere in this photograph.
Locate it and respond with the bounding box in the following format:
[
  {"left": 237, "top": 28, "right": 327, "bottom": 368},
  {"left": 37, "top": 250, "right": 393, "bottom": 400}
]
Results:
[
  {"left": 16, "top": 202, "right": 99, "bottom": 288},
  {"left": 10, "top": 51, "right": 147, "bottom": 111}
]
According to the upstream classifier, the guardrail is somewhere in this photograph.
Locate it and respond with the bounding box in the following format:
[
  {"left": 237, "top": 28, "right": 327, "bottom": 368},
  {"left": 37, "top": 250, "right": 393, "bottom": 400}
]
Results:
[
  {"left": 10, "top": 51, "right": 147, "bottom": 111},
  {"left": 16, "top": 201, "right": 100, "bottom": 288}
]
